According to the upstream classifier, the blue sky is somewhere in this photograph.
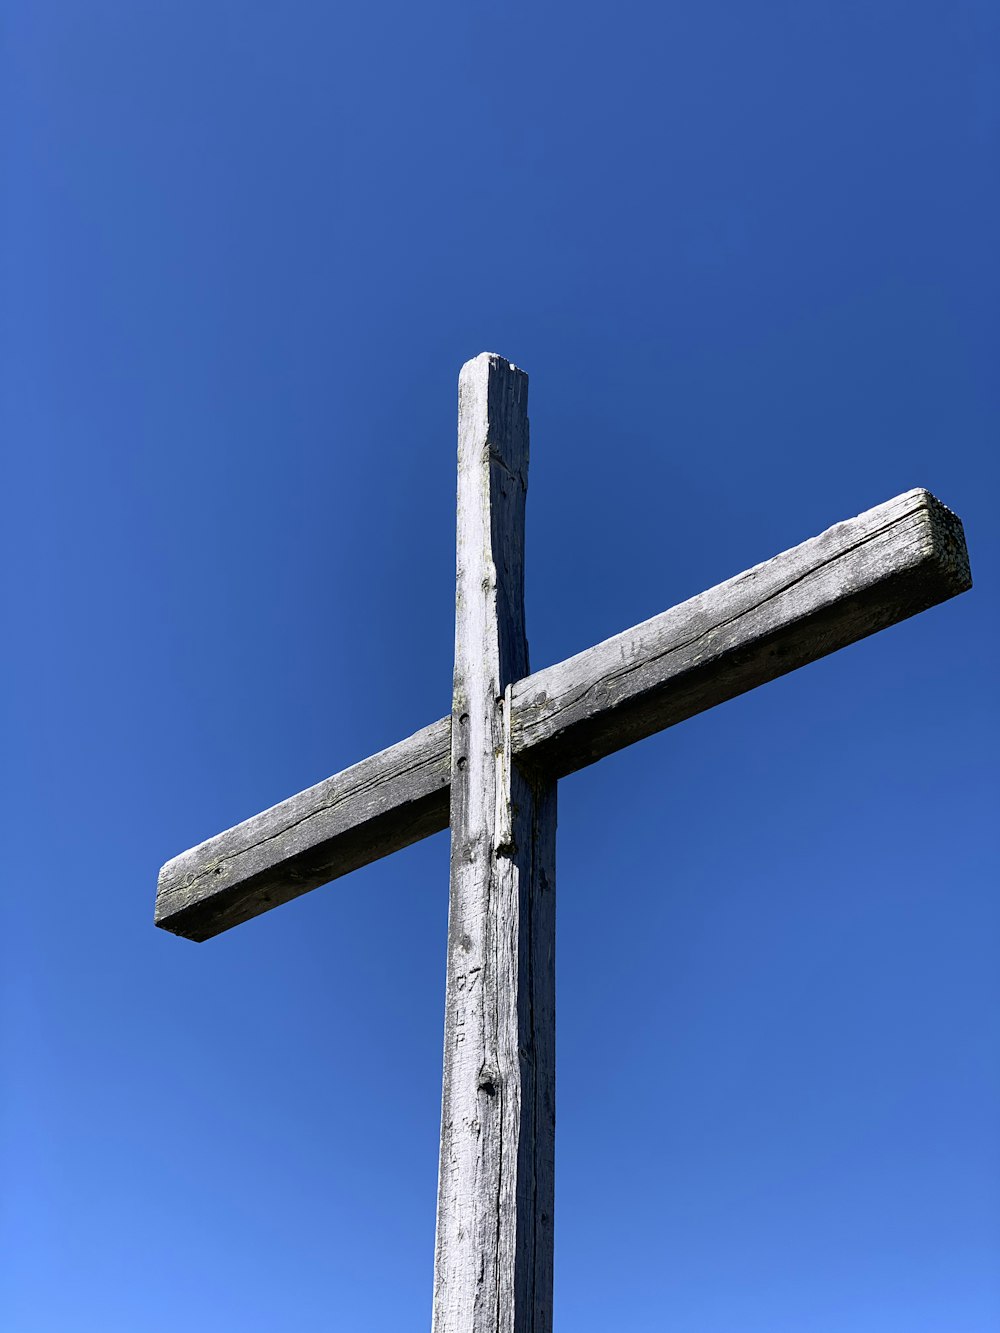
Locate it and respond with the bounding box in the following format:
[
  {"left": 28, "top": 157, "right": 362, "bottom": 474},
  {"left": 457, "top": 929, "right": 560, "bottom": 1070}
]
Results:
[{"left": 2, "top": 3, "right": 997, "bottom": 1329}]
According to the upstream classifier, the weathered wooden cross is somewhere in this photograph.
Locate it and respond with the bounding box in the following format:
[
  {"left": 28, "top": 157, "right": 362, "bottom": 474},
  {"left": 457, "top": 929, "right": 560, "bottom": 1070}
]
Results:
[{"left": 156, "top": 353, "right": 971, "bottom": 1331}]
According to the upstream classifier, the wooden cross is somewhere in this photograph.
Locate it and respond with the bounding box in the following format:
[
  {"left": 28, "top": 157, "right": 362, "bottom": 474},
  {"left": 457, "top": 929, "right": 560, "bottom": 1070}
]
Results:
[{"left": 156, "top": 353, "right": 971, "bottom": 1332}]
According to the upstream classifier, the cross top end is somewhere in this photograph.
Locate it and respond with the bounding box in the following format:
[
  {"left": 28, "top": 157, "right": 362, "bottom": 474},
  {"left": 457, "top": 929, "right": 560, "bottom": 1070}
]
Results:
[
  {"left": 458, "top": 353, "right": 529, "bottom": 487},
  {"left": 463, "top": 351, "right": 521, "bottom": 374}
]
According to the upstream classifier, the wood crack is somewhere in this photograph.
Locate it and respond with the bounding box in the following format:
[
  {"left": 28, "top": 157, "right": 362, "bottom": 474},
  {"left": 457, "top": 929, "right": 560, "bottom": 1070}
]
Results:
[
  {"left": 166, "top": 752, "right": 448, "bottom": 896},
  {"left": 540, "top": 504, "right": 925, "bottom": 726}
]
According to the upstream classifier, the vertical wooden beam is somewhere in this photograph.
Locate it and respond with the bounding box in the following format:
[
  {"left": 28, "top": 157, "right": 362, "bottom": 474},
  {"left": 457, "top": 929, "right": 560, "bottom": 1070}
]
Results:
[{"left": 432, "top": 355, "right": 557, "bottom": 1333}]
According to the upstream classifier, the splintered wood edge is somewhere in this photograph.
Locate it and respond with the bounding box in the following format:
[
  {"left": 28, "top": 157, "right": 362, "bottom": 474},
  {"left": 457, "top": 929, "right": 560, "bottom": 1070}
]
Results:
[{"left": 156, "top": 488, "right": 970, "bottom": 940}]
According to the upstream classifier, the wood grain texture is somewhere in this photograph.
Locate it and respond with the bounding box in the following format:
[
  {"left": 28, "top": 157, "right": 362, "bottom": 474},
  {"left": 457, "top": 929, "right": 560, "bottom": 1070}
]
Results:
[
  {"left": 155, "top": 487, "right": 969, "bottom": 942},
  {"left": 511, "top": 487, "right": 971, "bottom": 776},
  {"left": 154, "top": 717, "right": 450, "bottom": 942},
  {"left": 432, "top": 354, "right": 556, "bottom": 1333}
]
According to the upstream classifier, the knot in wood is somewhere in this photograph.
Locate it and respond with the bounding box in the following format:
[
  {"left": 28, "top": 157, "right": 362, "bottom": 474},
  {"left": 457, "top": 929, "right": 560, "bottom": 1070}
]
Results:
[{"left": 477, "top": 1066, "right": 500, "bottom": 1097}]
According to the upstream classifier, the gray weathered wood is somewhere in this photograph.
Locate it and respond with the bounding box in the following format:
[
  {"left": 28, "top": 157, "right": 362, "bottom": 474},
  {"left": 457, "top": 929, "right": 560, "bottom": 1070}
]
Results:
[
  {"left": 432, "top": 354, "right": 556, "bottom": 1333},
  {"left": 154, "top": 717, "right": 451, "bottom": 942},
  {"left": 156, "top": 486, "right": 969, "bottom": 942},
  {"left": 511, "top": 486, "right": 971, "bottom": 775}
]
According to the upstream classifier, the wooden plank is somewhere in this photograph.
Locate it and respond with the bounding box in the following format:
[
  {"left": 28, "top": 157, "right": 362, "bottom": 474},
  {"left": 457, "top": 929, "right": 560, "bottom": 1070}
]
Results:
[
  {"left": 432, "top": 354, "right": 556, "bottom": 1333},
  {"left": 155, "top": 487, "right": 969, "bottom": 942},
  {"left": 510, "top": 488, "right": 971, "bottom": 776},
  {"left": 154, "top": 717, "right": 451, "bottom": 942}
]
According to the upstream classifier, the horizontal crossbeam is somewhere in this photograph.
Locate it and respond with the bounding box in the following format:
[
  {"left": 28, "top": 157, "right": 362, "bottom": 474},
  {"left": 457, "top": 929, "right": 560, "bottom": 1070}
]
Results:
[
  {"left": 156, "top": 488, "right": 969, "bottom": 941},
  {"left": 155, "top": 718, "right": 452, "bottom": 942}
]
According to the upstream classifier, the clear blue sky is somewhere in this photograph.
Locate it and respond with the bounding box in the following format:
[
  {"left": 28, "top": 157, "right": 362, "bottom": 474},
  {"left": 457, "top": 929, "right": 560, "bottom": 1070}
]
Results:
[{"left": 2, "top": 3, "right": 997, "bottom": 1329}]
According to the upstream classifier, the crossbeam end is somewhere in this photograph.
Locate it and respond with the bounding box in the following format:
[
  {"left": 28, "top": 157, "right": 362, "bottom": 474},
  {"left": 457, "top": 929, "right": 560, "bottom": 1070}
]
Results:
[{"left": 155, "top": 717, "right": 452, "bottom": 941}]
